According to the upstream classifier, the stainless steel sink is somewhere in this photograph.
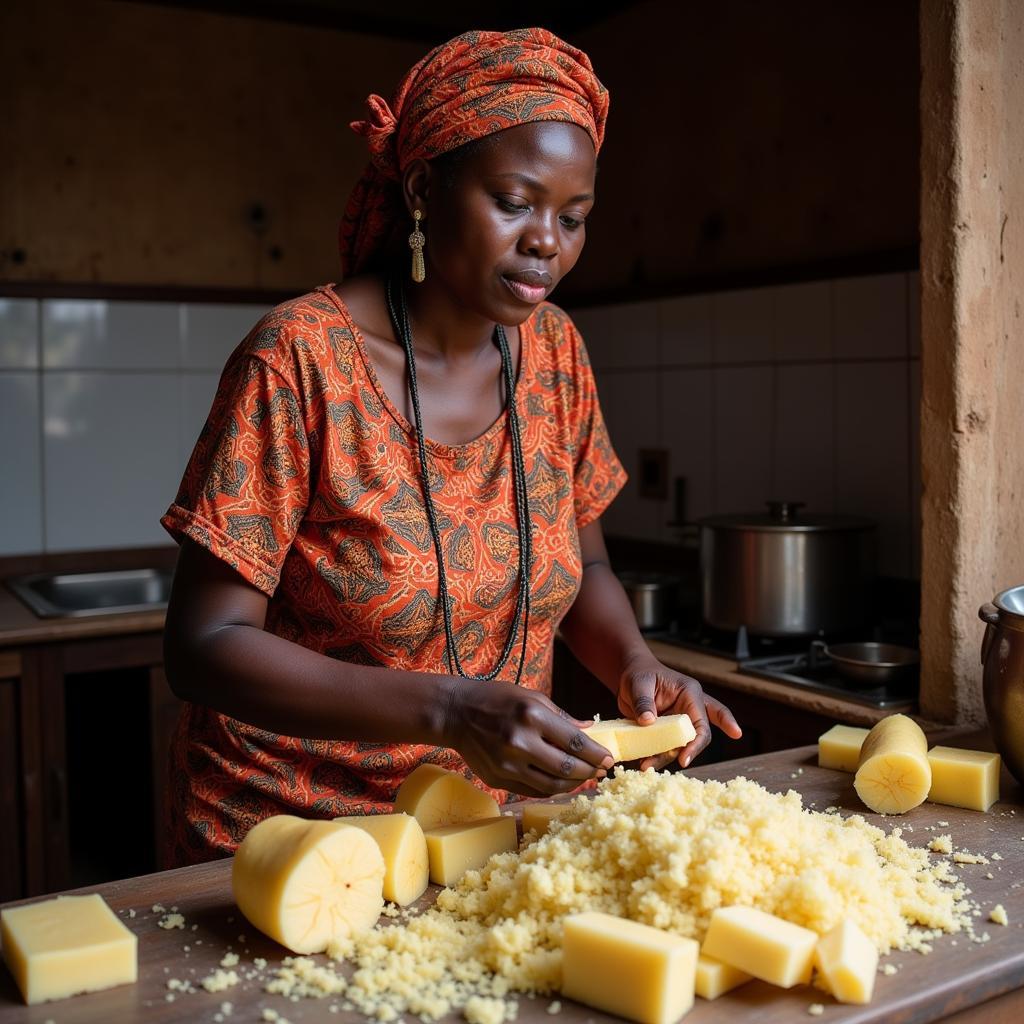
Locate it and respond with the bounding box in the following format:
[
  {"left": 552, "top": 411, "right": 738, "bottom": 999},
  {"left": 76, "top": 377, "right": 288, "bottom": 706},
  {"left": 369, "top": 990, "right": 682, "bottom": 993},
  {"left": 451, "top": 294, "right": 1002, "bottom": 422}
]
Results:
[{"left": 6, "top": 568, "right": 174, "bottom": 618}]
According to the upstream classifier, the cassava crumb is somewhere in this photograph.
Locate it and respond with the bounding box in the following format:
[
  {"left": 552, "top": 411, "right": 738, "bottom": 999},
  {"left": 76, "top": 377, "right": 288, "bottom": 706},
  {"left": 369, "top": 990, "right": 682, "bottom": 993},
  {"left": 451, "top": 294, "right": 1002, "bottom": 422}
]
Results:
[
  {"left": 127, "top": 908, "right": 136, "bottom": 918},
  {"left": 808, "top": 1004, "right": 825, "bottom": 1016},
  {"left": 546, "top": 1001, "right": 562, "bottom": 1014},
  {"left": 157, "top": 912, "right": 185, "bottom": 930},
  {"left": 929, "top": 835, "right": 952, "bottom": 854},
  {"left": 221, "top": 952, "right": 240, "bottom": 968},
  {"left": 201, "top": 969, "right": 240, "bottom": 993},
  {"left": 881, "top": 963, "right": 898, "bottom": 975},
  {"left": 953, "top": 852, "right": 990, "bottom": 865},
  {"left": 990, "top": 905, "right": 1009, "bottom": 926}
]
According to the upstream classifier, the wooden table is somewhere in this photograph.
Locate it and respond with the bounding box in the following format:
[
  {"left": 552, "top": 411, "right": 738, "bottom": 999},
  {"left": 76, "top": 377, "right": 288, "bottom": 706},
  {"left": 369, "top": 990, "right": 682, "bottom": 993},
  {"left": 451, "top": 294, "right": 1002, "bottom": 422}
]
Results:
[{"left": 2, "top": 745, "right": 1023, "bottom": 1024}]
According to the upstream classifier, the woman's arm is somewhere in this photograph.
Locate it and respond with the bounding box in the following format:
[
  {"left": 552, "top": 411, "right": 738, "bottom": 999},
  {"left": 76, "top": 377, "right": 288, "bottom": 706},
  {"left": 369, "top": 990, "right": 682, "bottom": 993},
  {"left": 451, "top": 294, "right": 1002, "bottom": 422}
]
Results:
[
  {"left": 558, "top": 519, "right": 742, "bottom": 767},
  {"left": 163, "top": 539, "right": 612, "bottom": 797}
]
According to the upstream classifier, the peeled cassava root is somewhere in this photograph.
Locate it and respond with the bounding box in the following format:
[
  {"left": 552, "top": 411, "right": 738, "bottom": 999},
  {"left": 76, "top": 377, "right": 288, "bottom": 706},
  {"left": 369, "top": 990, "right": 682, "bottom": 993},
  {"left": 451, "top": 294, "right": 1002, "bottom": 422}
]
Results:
[
  {"left": 854, "top": 714, "right": 931, "bottom": 814},
  {"left": 232, "top": 816, "right": 385, "bottom": 954}
]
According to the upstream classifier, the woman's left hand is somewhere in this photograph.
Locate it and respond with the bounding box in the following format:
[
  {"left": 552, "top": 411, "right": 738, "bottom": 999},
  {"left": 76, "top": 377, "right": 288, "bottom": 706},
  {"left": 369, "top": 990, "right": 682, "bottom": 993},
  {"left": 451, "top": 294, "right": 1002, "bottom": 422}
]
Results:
[{"left": 616, "top": 651, "right": 742, "bottom": 770}]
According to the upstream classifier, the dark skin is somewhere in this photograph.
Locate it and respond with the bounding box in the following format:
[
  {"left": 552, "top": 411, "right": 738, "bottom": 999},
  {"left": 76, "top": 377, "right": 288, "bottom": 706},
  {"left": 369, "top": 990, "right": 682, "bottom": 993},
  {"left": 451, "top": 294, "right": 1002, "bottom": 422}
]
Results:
[{"left": 163, "top": 121, "right": 741, "bottom": 799}]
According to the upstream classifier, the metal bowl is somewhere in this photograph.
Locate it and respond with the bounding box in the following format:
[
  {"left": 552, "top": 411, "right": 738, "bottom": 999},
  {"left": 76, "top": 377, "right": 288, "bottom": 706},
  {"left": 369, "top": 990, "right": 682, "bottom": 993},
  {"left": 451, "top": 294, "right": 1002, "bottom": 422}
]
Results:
[{"left": 816, "top": 641, "right": 919, "bottom": 688}]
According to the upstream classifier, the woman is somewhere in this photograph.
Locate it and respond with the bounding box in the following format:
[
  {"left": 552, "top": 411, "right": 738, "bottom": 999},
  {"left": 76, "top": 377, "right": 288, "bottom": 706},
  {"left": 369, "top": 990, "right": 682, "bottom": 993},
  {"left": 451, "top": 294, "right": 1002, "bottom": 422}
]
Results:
[{"left": 161, "top": 27, "right": 741, "bottom": 866}]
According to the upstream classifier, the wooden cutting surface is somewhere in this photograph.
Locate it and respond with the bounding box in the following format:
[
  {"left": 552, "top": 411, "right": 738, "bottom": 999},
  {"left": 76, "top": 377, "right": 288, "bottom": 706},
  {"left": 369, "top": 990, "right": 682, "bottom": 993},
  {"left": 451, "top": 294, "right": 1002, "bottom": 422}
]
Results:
[{"left": 1, "top": 743, "right": 1022, "bottom": 1024}]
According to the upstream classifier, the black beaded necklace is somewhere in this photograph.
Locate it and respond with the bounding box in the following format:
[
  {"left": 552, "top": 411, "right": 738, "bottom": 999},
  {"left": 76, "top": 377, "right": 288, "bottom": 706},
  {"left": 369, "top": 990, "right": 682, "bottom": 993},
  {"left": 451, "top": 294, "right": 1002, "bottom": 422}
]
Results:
[{"left": 385, "top": 277, "right": 532, "bottom": 684}]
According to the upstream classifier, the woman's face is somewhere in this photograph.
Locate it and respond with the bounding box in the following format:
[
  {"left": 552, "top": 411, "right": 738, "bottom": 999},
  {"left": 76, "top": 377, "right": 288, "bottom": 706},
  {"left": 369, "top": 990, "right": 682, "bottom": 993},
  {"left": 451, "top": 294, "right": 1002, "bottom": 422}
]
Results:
[{"left": 419, "top": 121, "right": 597, "bottom": 326}]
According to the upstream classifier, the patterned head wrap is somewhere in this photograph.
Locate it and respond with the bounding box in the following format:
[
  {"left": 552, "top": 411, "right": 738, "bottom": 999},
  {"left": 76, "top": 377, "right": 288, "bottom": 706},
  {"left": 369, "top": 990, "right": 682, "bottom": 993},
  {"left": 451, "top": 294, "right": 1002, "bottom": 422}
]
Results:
[{"left": 339, "top": 27, "right": 609, "bottom": 278}]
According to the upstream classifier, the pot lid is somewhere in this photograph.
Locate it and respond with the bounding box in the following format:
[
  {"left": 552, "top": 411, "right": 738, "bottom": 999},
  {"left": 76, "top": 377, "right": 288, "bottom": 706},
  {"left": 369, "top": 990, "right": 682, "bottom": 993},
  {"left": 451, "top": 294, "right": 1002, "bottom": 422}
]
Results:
[{"left": 697, "top": 501, "right": 875, "bottom": 533}]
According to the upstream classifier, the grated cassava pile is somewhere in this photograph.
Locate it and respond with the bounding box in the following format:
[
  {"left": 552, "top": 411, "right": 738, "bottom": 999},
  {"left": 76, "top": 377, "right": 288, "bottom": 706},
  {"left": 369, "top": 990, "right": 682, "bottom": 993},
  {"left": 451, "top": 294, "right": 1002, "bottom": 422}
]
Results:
[{"left": 326, "top": 770, "right": 972, "bottom": 1022}]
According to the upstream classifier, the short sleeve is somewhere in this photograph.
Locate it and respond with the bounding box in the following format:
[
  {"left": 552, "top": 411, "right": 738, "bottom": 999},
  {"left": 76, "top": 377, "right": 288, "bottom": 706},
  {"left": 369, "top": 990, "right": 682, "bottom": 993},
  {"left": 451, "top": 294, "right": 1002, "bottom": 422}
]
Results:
[
  {"left": 161, "top": 352, "right": 311, "bottom": 596},
  {"left": 566, "top": 324, "right": 627, "bottom": 529}
]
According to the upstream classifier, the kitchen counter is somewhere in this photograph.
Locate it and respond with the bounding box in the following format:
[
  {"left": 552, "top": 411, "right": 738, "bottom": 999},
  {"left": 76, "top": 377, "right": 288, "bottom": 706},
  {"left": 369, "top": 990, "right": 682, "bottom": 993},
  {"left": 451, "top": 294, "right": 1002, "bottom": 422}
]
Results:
[
  {"left": 1, "top": 743, "right": 1021, "bottom": 1024},
  {"left": 647, "top": 640, "right": 934, "bottom": 729},
  {"left": 0, "top": 583, "right": 165, "bottom": 648}
]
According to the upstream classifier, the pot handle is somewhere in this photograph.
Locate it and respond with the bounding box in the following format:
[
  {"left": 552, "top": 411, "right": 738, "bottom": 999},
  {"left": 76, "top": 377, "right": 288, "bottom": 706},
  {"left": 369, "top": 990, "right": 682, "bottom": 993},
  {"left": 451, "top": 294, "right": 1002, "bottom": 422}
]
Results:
[
  {"left": 979, "top": 602, "right": 999, "bottom": 666},
  {"left": 809, "top": 639, "right": 828, "bottom": 668}
]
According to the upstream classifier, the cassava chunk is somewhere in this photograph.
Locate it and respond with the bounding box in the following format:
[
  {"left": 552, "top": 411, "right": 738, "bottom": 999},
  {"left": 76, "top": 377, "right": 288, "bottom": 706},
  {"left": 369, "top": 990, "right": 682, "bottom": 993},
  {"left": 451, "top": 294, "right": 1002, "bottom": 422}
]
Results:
[
  {"left": 854, "top": 714, "right": 931, "bottom": 814},
  {"left": 232, "top": 816, "right": 384, "bottom": 954},
  {"left": 393, "top": 764, "right": 499, "bottom": 830}
]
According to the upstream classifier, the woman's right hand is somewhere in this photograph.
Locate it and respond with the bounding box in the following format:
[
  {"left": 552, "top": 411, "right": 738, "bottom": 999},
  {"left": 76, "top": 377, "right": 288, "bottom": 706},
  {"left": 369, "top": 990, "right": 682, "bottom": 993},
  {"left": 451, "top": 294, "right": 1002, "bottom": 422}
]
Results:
[{"left": 442, "top": 679, "right": 614, "bottom": 798}]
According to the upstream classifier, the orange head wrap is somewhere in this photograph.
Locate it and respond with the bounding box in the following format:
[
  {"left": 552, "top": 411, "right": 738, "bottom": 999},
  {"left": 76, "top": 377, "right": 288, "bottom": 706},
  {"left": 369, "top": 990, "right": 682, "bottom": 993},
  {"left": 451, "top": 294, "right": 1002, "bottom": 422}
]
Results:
[{"left": 339, "top": 27, "right": 609, "bottom": 278}]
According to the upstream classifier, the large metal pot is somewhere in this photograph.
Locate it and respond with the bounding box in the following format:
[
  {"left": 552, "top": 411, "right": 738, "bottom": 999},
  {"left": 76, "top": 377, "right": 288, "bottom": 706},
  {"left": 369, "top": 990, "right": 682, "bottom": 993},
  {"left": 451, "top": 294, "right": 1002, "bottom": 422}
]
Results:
[
  {"left": 698, "top": 502, "right": 875, "bottom": 637},
  {"left": 979, "top": 585, "right": 1024, "bottom": 786}
]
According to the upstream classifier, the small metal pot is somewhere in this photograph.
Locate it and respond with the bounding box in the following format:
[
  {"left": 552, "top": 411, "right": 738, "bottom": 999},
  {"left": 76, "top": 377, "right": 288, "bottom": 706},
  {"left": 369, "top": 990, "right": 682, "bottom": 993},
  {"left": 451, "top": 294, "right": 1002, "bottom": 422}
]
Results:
[
  {"left": 813, "top": 640, "right": 919, "bottom": 688},
  {"left": 617, "top": 571, "right": 679, "bottom": 632},
  {"left": 698, "top": 501, "right": 875, "bottom": 637},
  {"left": 979, "top": 585, "right": 1024, "bottom": 786}
]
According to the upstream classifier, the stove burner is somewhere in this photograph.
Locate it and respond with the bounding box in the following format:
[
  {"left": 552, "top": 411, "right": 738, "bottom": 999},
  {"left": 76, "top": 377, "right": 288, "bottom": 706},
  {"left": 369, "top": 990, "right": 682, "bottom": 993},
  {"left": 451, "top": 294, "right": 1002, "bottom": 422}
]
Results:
[{"left": 648, "top": 622, "right": 918, "bottom": 711}]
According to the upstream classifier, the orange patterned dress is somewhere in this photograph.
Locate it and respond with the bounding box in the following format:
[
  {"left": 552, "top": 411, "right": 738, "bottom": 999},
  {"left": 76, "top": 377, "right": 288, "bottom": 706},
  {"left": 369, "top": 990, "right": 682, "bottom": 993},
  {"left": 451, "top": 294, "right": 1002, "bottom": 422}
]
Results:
[{"left": 160, "top": 285, "right": 625, "bottom": 865}]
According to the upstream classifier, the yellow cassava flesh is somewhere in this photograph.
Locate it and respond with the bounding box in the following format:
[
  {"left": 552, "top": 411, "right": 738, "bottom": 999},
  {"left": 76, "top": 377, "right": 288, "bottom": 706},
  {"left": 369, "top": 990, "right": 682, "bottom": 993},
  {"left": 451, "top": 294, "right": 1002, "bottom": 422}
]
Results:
[
  {"left": 854, "top": 714, "right": 931, "bottom": 814},
  {"left": 337, "top": 813, "right": 429, "bottom": 907},
  {"left": 232, "top": 815, "right": 384, "bottom": 954},
  {"left": 585, "top": 714, "right": 696, "bottom": 763},
  {"left": 393, "top": 764, "right": 500, "bottom": 830}
]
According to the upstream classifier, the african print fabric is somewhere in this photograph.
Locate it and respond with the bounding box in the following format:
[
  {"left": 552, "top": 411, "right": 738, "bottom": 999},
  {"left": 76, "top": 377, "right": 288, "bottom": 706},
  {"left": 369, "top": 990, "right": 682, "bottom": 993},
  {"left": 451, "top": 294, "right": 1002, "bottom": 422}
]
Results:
[
  {"left": 340, "top": 27, "right": 609, "bottom": 277},
  {"left": 160, "top": 286, "right": 625, "bottom": 865}
]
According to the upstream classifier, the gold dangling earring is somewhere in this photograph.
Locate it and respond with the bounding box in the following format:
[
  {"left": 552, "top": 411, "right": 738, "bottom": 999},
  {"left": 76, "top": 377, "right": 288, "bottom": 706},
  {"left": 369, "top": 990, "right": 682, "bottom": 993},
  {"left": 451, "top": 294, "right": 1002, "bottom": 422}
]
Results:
[{"left": 409, "top": 209, "right": 426, "bottom": 283}]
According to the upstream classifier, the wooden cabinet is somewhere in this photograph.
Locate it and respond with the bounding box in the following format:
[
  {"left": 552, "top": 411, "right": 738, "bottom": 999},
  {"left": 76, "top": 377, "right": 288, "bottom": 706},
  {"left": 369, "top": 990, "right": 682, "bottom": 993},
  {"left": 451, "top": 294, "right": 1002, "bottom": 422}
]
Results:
[{"left": 2, "top": 633, "right": 182, "bottom": 900}]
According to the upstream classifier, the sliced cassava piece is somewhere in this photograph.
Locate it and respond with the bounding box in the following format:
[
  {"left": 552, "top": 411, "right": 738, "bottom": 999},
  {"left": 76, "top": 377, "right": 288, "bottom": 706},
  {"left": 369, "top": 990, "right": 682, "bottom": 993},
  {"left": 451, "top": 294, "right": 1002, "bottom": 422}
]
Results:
[
  {"left": 561, "top": 911, "right": 699, "bottom": 1024},
  {"left": 694, "top": 953, "right": 753, "bottom": 1000},
  {"left": 521, "top": 801, "right": 574, "bottom": 836},
  {"left": 818, "top": 724, "right": 869, "bottom": 772},
  {"left": 854, "top": 714, "right": 931, "bottom": 814},
  {"left": 814, "top": 919, "right": 878, "bottom": 1004},
  {"left": 393, "top": 763, "right": 500, "bottom": 830},
  {"left": 0, "top": 893, "right": 137, "bottom": 1005},
  {"left": 232, "top": 815, "right": 384, "bottom": 954},
  {"left": 585, "top": 713, "right": 696, "bottom": 763},
  {"left": 337, "top": 812, "right": 429, "bottom": 906},
  {"left": 424, "top": 816, "right": 518, "bottom": 886},
  {"left": 926, "top": 746, "right": 1001, "bottom": 811},
  {"left": 701, "top": 905, "right": 818, "bottom": 988}
]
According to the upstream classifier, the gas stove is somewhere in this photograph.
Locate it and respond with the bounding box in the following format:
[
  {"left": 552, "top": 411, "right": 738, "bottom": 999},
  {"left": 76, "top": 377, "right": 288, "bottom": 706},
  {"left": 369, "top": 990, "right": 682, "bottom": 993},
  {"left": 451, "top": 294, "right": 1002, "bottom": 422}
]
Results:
[{"left": 649, "top": 622, "right": 918, "bottom": 711}]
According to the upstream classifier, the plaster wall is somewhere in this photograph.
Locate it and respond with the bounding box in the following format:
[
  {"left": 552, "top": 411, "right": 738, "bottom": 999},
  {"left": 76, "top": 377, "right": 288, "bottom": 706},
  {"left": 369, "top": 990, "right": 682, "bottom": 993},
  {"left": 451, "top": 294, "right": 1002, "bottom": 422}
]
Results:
[{"left": 919, "top": 0, "right": 1024, "bottom": 723}]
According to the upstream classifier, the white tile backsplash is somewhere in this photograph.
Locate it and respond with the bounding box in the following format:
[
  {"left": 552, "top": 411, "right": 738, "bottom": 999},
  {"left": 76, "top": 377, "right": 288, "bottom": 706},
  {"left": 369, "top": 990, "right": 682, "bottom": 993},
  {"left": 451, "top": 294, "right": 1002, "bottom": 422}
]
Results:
[
  {"left": 182, "top": 303, "right": 267, "bottom": 370},
  {"left": 712, "top": 287, "right": 774, "bottom": 363},
  {"left": 772, "top": 364, "right": 835, "bottom": 514},
  {"left": 43, "top": 372, "right": 181, "bottom": 551},
  {"left": 833, "top": 273, "right": 908, "bottom": 359},
  {"left": 658, "top": 294, "right": 713, "bottom": 366},
  {"left": 0, "top": 298, "right": 40, "bottom": 369},
  {"left": 908, "top": 271, "right": 921, "bottom": 358},
  {"left": 713, "top": 365, "right": 774, "bottom": 514},
  {"left": 774, "top": 280, "right": 831, "bottom": 361},
  {"left": 0, "top": 373, "right": 43, "bottom": 554},
  {"left": 180, "top": 372, "right": 221, "bottom": 471},
  {"left": 595, "top": 370, "right": 663, "bottom": 539},
  {"left": 573, "top": 301, "right": 658, "bottom": 370},
  {"left": 0, "top": 279, "right": 919, "bottom": 571},
  {"left": 909, "top": 359, "right": 921, "bottom": 578},
  {"left": 834, "top": 361, "right": 911, "bottom": 577},
  {"left": 43, "top": 299, "right": 180, "bottom": 370},
  {"left": 660, "top": 369, "right": 714, "bottom": 522}
]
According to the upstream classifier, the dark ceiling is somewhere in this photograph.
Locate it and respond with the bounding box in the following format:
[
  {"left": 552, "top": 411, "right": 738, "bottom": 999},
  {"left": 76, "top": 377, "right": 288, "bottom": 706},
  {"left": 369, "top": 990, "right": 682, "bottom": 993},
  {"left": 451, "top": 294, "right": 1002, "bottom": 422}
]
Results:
[{"left": 125, "top": 0, "right": 635, "bottom": 43}]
